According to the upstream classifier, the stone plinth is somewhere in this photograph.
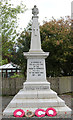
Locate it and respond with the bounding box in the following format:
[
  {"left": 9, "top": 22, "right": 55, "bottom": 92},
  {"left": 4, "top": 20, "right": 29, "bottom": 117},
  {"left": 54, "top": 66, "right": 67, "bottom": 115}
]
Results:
[
  {"left": 3, "top": 89, "right": 71, "bottom": 118},
  {"left": 23, "top": 52, "right": 50, "bottom": 90}
]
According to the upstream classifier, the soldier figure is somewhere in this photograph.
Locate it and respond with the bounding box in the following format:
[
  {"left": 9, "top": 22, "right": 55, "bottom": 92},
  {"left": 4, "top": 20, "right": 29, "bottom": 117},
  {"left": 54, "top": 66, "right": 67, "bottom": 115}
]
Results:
[{"left": 32, "top": 5, "right": 39, "bottom": 16}]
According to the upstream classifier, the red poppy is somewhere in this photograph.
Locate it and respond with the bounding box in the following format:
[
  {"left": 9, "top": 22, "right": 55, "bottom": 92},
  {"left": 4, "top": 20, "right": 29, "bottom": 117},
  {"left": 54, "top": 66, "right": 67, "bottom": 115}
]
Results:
[
  {"left": 13, "top": 109, "right": 25, "bottom": 117},
  {"left": 35, "top": 109, "right": 46, "bottom": 117},
  {"left": 46, "top": 108, "right": 57, "bottom": 117}
]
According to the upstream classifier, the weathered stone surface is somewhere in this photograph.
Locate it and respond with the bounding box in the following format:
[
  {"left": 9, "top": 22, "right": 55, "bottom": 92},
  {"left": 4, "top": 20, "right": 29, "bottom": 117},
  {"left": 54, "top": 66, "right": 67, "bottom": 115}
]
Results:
[{"left": 23, "top": 82, "right": 50, "bottom": 90}]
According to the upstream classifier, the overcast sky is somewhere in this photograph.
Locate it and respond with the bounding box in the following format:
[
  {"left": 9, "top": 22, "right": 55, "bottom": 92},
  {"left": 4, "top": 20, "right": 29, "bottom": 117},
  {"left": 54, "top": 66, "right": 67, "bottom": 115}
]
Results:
[{"left": 10, "top": 0, "right": 73, "bottom": 32}]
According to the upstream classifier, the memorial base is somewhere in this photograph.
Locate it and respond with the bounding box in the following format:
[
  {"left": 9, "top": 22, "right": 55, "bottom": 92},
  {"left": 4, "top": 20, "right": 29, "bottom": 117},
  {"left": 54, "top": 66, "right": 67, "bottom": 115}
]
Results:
[{"left": 3, "top": 88, "right": 72, "bottom": 118}]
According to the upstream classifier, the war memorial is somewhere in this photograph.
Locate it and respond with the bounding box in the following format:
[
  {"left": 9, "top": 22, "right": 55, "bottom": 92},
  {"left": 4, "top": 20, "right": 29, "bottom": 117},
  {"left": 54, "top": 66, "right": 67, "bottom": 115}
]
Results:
[{"left": 3, "top": 5, "right": 72, "bottom": 118}]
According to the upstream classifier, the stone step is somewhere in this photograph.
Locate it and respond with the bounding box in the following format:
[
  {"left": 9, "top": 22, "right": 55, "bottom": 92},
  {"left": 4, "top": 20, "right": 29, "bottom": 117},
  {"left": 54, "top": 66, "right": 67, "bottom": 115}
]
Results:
[
  {"left": 14, "top": 89, "right": 57, "bottom": 99},
  {"left": 8, "top": 97, "right": 65, "bottom": 108},
  {"left": 3, "top": 105, "right": 71, "bottom": 118},
  {"left": 23, "top": 81, "right": 50, "bottom": 90}
]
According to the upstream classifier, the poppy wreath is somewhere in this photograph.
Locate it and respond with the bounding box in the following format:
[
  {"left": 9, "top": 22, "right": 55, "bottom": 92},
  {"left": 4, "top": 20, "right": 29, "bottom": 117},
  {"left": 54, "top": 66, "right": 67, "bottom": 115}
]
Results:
[
  {"left": 35, "top": 109, "right": 46, "bottom": 117},
  {"left": 46, "top": 108, "right": 57, "bottom": 117},
  {"left": 13, "top": 109, "right": 25, "bottom": 117},
  {"left": 25, "top": 110, "right": 34, "bottom": 117}
]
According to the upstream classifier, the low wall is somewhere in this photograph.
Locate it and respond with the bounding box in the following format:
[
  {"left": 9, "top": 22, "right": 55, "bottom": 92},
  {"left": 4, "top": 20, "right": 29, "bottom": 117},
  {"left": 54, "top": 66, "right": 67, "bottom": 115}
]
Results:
[
  {"left": 2, "top": 78, "right": 26, "bottom": 95},
  {"left": 47, "top": 76, "right": 73, "bottom": 94},
  {"left": 58, "top": 76, "right": 72, "bottom": 94},
  {"left": 47, "top": 77, "right": 59, "bottom": 94},
  {"left": 2, "top": 76, "right": 73, "bottom": 95}
]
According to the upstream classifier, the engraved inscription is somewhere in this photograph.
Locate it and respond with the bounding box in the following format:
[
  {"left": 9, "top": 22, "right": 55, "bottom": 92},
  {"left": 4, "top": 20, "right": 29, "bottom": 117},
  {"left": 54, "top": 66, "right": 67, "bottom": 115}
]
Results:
[
  {"left": 28, "top": 60, "right": 44, "bottom": 77},
  {"left": 25, "top": 86, "right": 49, "bottom": 90}
]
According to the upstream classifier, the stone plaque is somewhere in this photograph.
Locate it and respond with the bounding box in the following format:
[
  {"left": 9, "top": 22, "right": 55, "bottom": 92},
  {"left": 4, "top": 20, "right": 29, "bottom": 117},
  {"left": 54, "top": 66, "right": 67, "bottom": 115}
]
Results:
[{"left": 27, "top": 59, "right": 46, "bottom": 81}]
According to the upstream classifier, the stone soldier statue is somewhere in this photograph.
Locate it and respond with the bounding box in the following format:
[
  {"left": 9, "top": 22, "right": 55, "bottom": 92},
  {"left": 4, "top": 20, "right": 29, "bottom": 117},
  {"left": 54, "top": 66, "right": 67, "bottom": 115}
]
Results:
[{"left": 32, "top": 5, "right": 39, "bottom": 16}]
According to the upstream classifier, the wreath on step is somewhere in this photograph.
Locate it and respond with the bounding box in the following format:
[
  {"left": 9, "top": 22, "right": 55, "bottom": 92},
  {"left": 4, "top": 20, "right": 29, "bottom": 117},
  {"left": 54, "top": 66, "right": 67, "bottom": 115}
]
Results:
[{"left": 13, "top": 108, "right": 57, "bottom": 117}]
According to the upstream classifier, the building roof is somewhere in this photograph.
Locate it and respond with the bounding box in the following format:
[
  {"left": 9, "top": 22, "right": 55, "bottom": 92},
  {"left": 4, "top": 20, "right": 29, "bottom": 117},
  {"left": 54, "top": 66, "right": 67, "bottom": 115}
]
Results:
[{"left": 0, "top": 63, "right": 20, "bottom": 69}]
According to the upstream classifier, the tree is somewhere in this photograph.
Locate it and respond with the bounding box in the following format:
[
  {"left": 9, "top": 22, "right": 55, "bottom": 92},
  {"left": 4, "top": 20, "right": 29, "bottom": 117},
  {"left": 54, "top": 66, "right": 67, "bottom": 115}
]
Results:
[
  {"left": 40, "top": 16, "right": 73, "bottom": 76},
  {"left": 14, "top": 16, "right": 73, "bottom": 77},
  {"left": 1, "top": 0, "right": 26, "bottom": 65},
  {"left": 11, "top": 29, "right": 31, "bottom": 76}
]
